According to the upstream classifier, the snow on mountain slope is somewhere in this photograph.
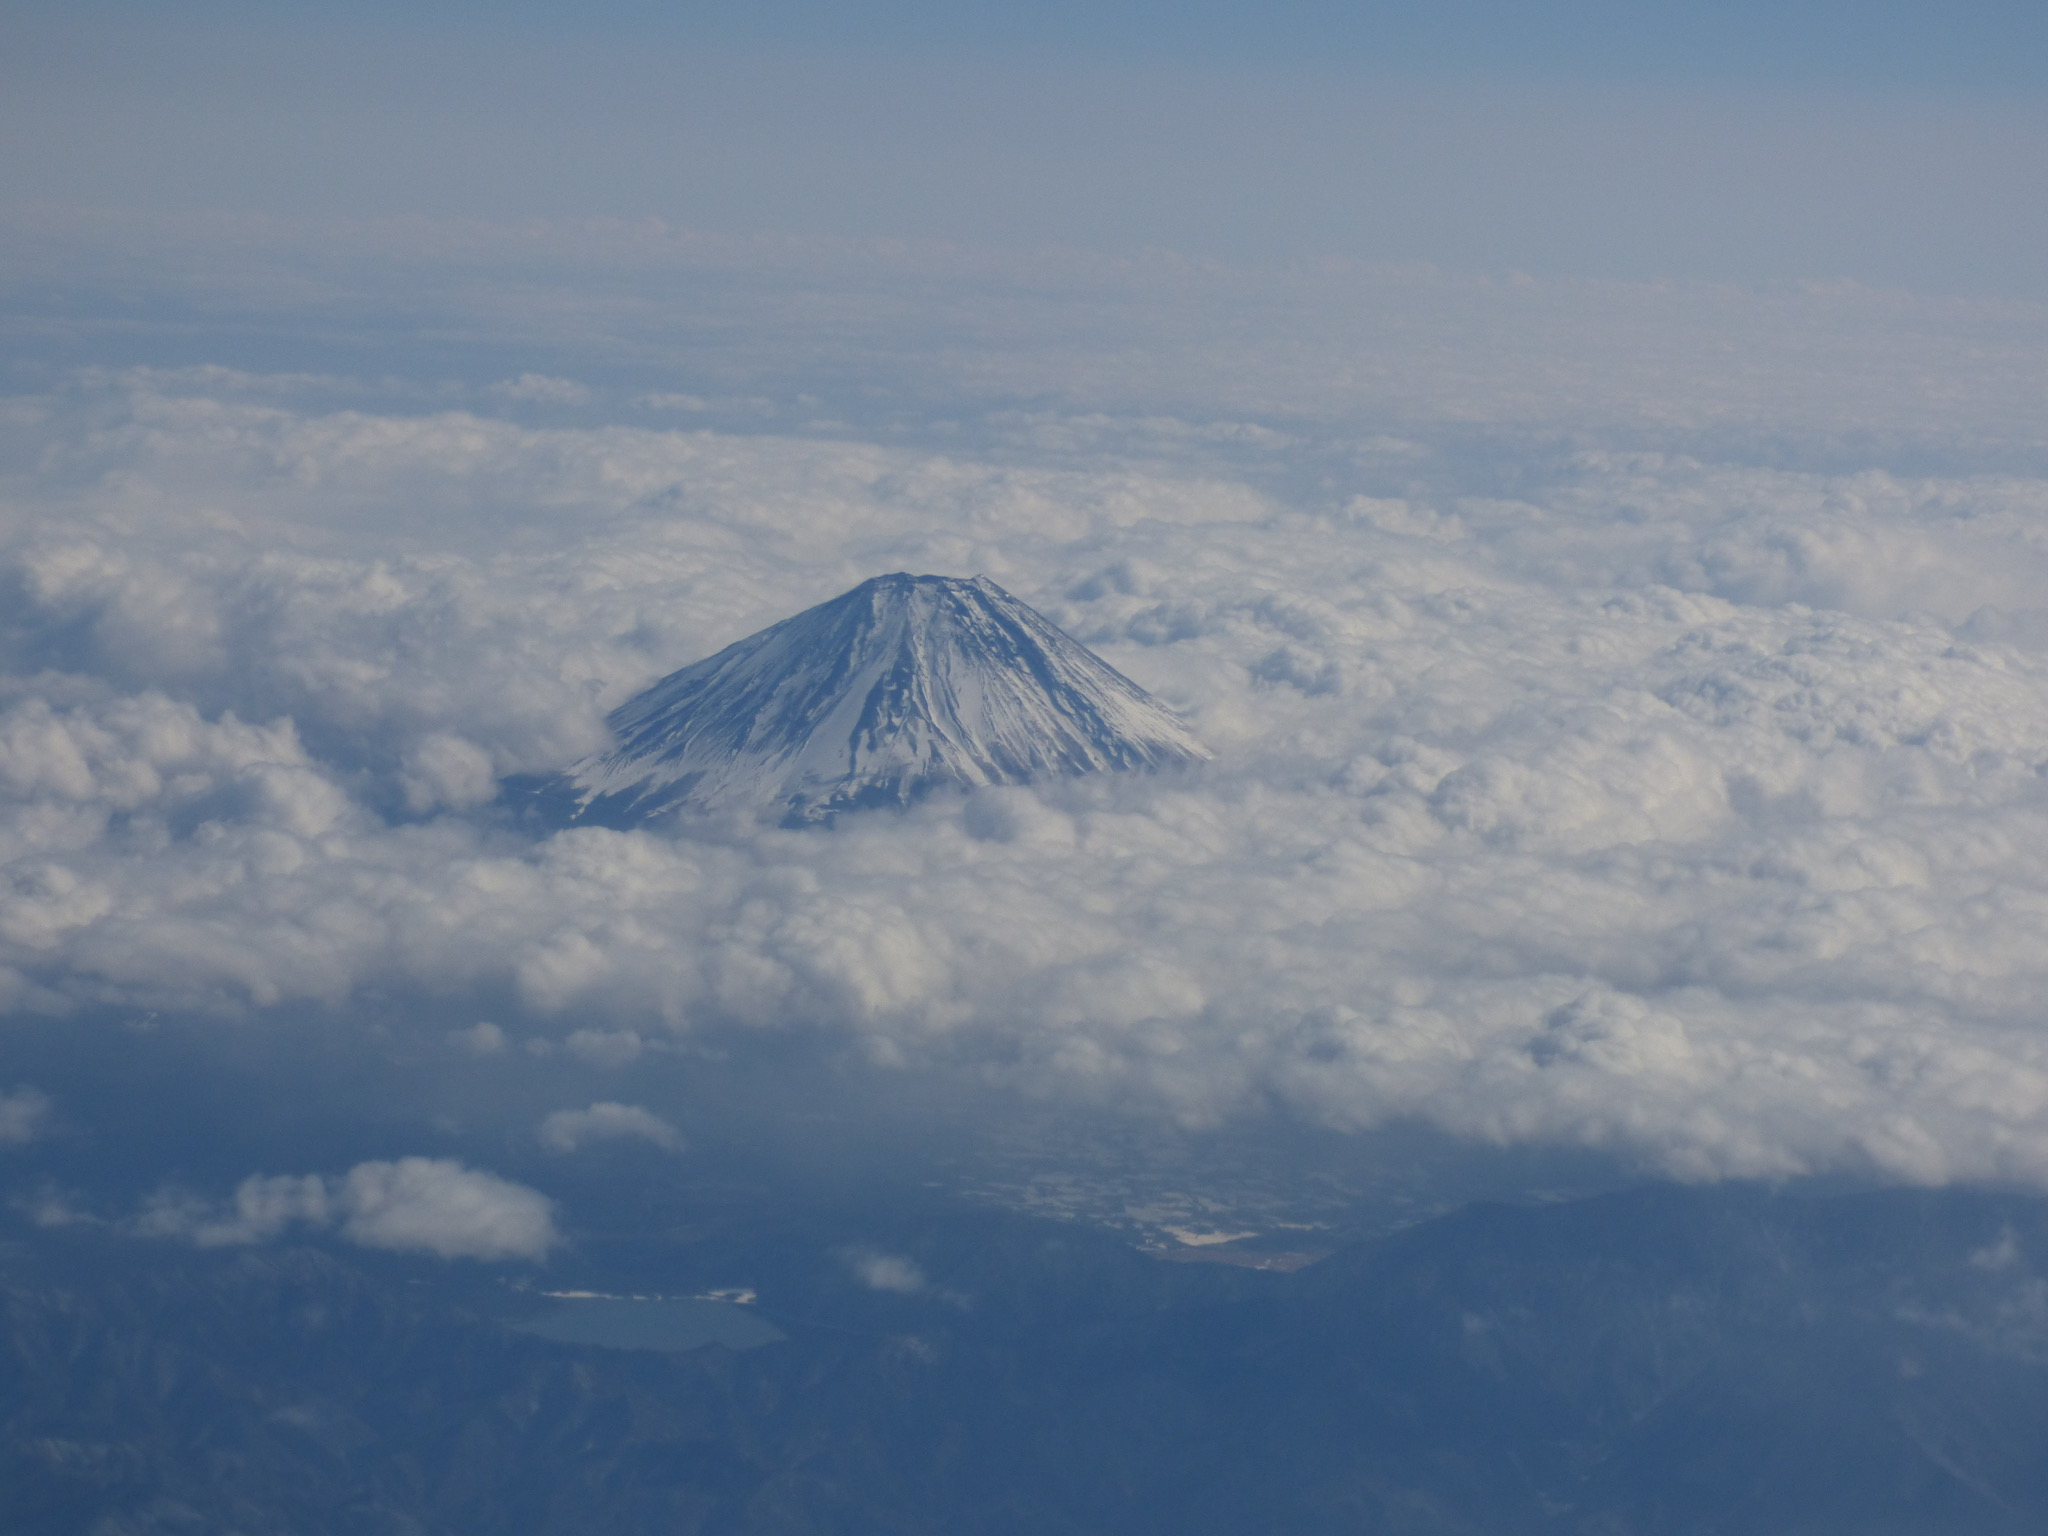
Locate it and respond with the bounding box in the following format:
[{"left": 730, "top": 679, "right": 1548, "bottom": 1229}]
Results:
[{"left": 525, "top": 573, "right": 1209, "bottom": 827}]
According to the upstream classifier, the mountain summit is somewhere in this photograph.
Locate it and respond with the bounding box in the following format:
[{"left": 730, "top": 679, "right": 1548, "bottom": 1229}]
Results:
[{"left": 524, "top": 573, "right": 1208, "bottom": 827}]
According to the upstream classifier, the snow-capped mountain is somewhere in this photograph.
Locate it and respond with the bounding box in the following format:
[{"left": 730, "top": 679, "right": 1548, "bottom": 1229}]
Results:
[{"left": 524, "top": 573, "right": 1209, "bottom": 827}]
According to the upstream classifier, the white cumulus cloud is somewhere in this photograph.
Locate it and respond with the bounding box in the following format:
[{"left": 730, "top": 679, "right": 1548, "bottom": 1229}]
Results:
[
  {"left": 539, "top": 1102, "right": 682, "bottom": 1153},
  {"left": 841, "top": 1247, "right": 929, "bottom": 1294},
  {"left": 337, "top": 1158, "right": 559, "bottom": 1261},
  {"left": 138, "top": 1159, "right": 557, "bottom": 1260}
]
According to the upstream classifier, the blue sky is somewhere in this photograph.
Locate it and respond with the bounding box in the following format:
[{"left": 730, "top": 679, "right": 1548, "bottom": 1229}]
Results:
[
  {"left": 6, "top": 0, "right": 2045, "bottom": 294},
  {"left": 594, "top": 0, "right": 2048, "bottom": 86},
  {"left": 27, "top": 0, "right": 2048, "bottom": 84}
]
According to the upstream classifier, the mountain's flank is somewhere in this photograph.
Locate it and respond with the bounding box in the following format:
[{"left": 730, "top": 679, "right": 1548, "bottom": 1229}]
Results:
[{"left": 513, "top": 573, "right": 1207, "bottom": 827}]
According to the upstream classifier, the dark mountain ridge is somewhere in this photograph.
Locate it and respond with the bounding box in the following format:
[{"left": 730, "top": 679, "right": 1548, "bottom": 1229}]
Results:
[{"left": 7, "top": 1182, "right": 2048, "bottom": 1535}]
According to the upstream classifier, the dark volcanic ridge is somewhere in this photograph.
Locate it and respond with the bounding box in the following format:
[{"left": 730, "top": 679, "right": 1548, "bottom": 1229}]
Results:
[{"left": 509, "top": 573, "right": 1209, "bottom": 828}]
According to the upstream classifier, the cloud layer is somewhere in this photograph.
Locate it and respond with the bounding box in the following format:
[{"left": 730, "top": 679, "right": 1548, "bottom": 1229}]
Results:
[{"left": 6, "top": 364, "right": 2048, "bottom": 1190}]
